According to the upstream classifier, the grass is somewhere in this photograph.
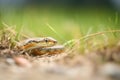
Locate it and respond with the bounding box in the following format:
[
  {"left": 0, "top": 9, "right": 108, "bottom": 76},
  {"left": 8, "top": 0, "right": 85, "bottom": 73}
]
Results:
[
  {"left": 0, "top": 7, "right": 120, "bottom": 52},
  {"left": 0, "top": 22, "right": 120, "bottom": 57}
]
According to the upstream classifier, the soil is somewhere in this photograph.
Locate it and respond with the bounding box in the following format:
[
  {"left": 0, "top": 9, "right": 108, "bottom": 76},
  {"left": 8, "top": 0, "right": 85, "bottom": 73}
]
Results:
[{"left": 0, "top": 41, "right": 120, "bottom": 80}]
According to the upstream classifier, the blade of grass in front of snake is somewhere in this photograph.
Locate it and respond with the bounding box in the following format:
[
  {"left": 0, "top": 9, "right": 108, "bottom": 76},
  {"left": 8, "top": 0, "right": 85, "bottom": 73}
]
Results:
[{"left": 46, "top": 23, "right": 66, "bottom": 42}]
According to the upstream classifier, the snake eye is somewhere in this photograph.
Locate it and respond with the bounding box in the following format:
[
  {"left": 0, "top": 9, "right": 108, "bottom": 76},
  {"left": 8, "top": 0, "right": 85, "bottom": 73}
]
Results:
[{"left": 45, "top": 38, "right": 48, "bottom": 43}]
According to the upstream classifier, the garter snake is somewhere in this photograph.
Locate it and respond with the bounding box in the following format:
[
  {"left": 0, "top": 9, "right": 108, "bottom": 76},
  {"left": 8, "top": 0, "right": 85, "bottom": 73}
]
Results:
[{"left": 17, "top": 37, "right": 64, "bottom": 55}]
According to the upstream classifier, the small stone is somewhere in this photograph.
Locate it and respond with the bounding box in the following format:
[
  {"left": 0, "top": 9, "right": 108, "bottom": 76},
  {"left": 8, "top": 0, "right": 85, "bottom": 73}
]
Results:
[
  {"left": 99, "top": 63, "right": 120, "bottom": 80},
  {"left": 14, "top": 56, "right": 31, "bottom": 68},
  {"left": 6, "top": 58, "right": 15, "bottom": 65}
]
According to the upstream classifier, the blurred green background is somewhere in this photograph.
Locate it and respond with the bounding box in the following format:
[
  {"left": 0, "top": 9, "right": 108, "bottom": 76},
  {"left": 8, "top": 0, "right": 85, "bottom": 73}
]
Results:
[{"left": 0, "top": 0, "right": 120, "bottom": 43}]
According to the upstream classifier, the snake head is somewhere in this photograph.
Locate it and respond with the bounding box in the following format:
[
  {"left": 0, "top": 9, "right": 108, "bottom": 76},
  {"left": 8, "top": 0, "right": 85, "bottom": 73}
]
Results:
[
  {"left": 17, "top": 37, "right": 57, "bottom": 51},
  {"left": 44, "top": 37, "right": 57, "bottom": 46}
]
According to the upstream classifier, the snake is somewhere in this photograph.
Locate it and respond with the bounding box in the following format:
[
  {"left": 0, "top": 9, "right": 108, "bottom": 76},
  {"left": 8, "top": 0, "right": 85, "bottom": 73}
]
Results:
[{"left": 17, "top": 37, "right": 64, "bottom": 55}]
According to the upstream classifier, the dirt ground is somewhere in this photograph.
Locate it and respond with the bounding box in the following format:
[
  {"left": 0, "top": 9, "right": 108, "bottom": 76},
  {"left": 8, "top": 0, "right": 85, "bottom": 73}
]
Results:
[{"left": 0, "top": 41, "right": 120, "bottom": 80}]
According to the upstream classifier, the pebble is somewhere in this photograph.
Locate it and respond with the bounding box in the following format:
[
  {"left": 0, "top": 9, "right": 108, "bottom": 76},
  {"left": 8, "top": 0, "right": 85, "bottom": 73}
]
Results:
[{"left": 14, "top": 57, "right": 31, "bottom": 68}]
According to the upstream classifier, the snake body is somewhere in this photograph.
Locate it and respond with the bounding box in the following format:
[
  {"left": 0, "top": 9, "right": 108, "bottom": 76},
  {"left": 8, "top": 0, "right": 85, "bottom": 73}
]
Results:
[{"left": 18, "top": 37, "right": 64, "bottom": 55}]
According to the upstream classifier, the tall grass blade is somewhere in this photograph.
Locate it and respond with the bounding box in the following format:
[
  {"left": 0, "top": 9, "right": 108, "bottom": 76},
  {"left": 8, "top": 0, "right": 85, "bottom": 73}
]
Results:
[{"left": 46, "top": 23, "right": 65, "bottom": 41}]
